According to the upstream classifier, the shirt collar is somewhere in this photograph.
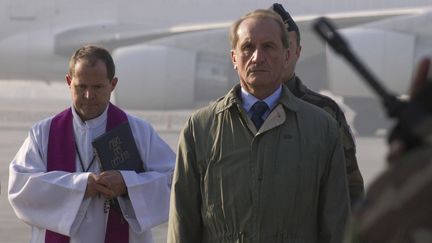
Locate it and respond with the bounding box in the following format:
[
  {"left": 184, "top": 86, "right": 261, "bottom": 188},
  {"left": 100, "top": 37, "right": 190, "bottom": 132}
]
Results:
[
  {"left": 214, "top": 84, "right": 299, "bottom": 114},
  {"left": 72, "top": 105, "right": 109, "bottom": 129},
  {"left": 240, "top": 85, "right": 282, "bottom": 113}
]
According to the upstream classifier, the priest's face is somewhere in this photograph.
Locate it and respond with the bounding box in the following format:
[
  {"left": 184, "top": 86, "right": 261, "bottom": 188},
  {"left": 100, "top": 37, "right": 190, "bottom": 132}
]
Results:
[{"left": 66, "top": 59, "right": 117, "bottom": 121}]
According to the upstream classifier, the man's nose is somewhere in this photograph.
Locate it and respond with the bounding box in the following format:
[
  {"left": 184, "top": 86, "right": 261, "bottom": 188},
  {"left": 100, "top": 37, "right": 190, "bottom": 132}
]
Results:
[
  {"left": 251, "top": 48, "right": 265, "bottom": 63},
  {"left": 84, "top": 89, "right": 95, "bottom": 99}
]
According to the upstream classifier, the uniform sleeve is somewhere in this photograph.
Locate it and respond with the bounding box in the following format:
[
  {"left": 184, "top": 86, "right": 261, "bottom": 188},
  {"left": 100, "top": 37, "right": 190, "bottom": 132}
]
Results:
[
  {"left": 167, "top": 119, "right": 203, "bottom": 243},
  {"left": 338, "top": 115, "right": 365, "bottom": 207},
  {"left": 318, "top": 124, "right": 351, "bottom": 243},
  {"left": 323, "top": 96, "right": 365, "bottom": 208},
  {"left": 8, "top": 124, "right": 89, "bottom": 236},
  {"left": 119, "top": 117, "right": 175, "bottom": 234}
]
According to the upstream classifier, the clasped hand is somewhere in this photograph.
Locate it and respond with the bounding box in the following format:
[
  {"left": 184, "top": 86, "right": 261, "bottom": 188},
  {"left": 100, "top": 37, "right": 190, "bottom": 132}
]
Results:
[{"left": 85, "top": 171, "right": 127, "bottom": 199}]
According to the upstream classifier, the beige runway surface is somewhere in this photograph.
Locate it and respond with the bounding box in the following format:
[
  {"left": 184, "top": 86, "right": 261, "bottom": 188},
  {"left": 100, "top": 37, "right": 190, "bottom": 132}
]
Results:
[{"left": 0, "top": 81, "right": 388, "bottom": 242}]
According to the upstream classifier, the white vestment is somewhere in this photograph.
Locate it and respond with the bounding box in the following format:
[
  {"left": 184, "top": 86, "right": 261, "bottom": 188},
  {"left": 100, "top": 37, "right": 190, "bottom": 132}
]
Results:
[{"left": 8, "top": 106, "right": 175, "bottom": 243}]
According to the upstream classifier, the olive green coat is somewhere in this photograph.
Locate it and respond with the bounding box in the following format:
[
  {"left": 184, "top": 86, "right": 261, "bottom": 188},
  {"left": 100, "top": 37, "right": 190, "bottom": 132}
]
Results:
[
  {"left": 168, "top": 85, "right": 350, "bottom": 243},
  {"left": 286, "top": 76, "right": 365, "bottom": 207}
]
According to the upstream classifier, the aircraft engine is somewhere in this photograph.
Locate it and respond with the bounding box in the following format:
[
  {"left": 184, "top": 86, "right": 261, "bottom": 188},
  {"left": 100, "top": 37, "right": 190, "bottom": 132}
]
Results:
[{"left": 112, "top": 45, "right": 197, "bottom": 110}]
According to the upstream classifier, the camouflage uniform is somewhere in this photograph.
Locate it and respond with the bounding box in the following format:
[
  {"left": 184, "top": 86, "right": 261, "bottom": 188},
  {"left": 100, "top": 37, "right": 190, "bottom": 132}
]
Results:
[
  {"left": 286, "top": 75, "right": 365, "bottom": 207},
  {"left": 346, "top": 146, "right": 432, "bottom": 243}
]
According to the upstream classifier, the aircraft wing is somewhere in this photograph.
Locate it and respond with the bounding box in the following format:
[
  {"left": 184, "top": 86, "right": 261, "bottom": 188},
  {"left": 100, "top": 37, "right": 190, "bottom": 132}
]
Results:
[
  {"left": 53, "top": 21, "right": 231, "bottom": 57},
  {"left": 53, "top": 7, "right": 425, "bottom": 57},
  {"left": 295, "top": 7, "right": 426, "bottom": 28}
]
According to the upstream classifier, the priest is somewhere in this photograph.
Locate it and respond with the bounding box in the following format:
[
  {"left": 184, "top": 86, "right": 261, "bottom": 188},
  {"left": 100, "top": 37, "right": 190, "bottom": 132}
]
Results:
[{"left": 8, "top": 45, "right": 175, "bottom": 243}]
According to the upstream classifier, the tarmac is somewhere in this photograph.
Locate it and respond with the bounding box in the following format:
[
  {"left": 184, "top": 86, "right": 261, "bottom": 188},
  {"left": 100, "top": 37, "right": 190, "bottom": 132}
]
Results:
[{"left": 0, "top": 80, "right": 388, "bottom": 242}]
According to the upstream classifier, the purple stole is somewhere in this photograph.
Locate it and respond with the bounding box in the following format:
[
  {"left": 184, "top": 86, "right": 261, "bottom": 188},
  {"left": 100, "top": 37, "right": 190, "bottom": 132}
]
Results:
[{"left": 46, "top": 103, "right": 129, "bottom": 243}]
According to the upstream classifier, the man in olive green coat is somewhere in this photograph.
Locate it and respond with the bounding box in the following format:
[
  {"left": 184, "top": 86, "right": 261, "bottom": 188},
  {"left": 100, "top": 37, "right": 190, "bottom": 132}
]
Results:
[{"left": 168, "top": 9, "right": 350, "bottom": 243}]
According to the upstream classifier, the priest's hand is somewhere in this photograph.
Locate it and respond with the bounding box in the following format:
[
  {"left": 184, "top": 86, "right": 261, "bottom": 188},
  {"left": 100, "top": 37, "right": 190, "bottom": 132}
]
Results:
[
  {"left": 97, "top": 170, "right": 127, "bottom": 199},
  {"left": 85, "top": 173, "right": 113, "bottom": 198}
]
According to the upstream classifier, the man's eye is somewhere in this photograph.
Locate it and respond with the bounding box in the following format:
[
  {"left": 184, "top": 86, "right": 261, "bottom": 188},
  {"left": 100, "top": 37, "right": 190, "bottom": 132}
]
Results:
[
  {"left": 241, "top": 44, "right": 254, "bottom": 54},
  {"left": 242, "top": 44, "right": 253, "bottom": 51},
  {"left": 263, "top": 44, "right": 275, "bottom": 50}
]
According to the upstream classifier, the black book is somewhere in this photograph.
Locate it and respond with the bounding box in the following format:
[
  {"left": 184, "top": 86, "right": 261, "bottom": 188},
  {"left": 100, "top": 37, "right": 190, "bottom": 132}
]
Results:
[{"left": 92, "top": 122, "right": 144, "bottom": 173}]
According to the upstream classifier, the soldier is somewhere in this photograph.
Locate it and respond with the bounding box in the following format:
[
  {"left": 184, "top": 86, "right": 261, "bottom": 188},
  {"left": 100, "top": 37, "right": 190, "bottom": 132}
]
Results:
[
  {"left": 346, "top": 58, "right": 432, "bottom": 243},
  {"left": 271, "top": 3, "right": 365, "bottom": 207}
]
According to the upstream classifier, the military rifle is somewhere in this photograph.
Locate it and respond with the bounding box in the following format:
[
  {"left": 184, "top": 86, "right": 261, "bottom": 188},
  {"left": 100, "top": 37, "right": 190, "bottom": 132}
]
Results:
[{"left": 313, "top": 17, "right": 432, "bottom": 149}]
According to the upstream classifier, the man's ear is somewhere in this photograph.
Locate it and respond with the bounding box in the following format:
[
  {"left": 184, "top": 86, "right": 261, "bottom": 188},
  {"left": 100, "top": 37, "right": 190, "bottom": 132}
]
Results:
[
  {"left": 110, "top": 77, "right": 118, "bottom": 92},
  {"left": 231, "top": 50, "right": 238, "bottom": 70},
  {"left": 66, "top": 74, "right": 72, "bottom": 87},
  {"left": 296, "top": 45, "right": 302, "bottom": 59}
]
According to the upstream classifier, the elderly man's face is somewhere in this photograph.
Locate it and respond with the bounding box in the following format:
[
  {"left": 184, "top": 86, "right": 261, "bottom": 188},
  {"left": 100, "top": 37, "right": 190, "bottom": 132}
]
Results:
[{"left": 231, "top": 17, "right": 289, "bottom": 99}]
